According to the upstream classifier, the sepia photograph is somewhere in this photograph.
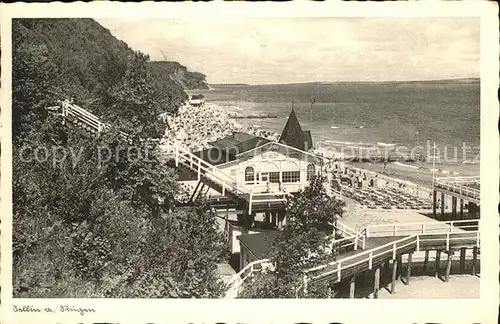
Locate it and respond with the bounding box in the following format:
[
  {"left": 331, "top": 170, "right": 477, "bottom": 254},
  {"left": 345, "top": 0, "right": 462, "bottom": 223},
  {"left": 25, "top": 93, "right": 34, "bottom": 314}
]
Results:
[
  {"left": 2, "top": 2, "right": 499, "bottom": 323},
  {"left": 9, "top": 15, "right": 483, "bottom": 300}
]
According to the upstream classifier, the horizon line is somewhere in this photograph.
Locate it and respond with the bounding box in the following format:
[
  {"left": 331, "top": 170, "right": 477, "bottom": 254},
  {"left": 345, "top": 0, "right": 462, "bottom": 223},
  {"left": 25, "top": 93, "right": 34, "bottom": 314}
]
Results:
[{"left": 209, "top": 77, "right": 480, "bottom": 86}]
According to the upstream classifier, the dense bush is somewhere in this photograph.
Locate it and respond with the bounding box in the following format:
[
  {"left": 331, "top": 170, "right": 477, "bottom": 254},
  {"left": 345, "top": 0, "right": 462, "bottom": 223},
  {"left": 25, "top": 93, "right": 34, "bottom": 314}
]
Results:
[
  {"left": 239, "top": 175, "right": 345, "bottom": 298},
  {"left": 12, "top": 18, "right": 224, "bottom": 298}
]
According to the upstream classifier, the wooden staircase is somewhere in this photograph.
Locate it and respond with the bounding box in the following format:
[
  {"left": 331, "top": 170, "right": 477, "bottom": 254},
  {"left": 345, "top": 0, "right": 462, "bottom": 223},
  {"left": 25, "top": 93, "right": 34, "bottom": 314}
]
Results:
[
  {"left": 48, "top": 100, "right": 287, "bottom": 214},
  {"left": 226, "top": 219, "right": 480, "bottom": 298}
]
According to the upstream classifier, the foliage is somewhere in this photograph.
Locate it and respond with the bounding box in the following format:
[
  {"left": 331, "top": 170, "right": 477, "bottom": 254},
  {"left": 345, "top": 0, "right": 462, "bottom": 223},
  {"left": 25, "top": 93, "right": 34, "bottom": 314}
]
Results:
[
  {"left": 12, "top": 18, "right": 204, "bottom": 124},
  {"left": 239, "top": 175, "right": 345, "bottom": 298},
  {"left": 12, "top": 18, "right": 225, "bottom": 298}
]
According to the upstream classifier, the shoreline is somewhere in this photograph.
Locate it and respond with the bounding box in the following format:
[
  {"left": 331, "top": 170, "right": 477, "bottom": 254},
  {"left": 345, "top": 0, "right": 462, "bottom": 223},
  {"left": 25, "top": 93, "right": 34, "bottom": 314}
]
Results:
[{"left": 164, "top": 100, "right": 479, "bottom": 186}]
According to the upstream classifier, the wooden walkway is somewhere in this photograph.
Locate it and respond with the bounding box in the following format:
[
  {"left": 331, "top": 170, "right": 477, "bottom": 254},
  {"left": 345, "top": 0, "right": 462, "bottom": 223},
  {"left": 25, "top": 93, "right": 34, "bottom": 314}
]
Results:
[
  {"left": 305, "top": 229, "right": 479, "bottom": 286},
  {"left": 434, "top": 176, "right": 480, "bottom": 204}
]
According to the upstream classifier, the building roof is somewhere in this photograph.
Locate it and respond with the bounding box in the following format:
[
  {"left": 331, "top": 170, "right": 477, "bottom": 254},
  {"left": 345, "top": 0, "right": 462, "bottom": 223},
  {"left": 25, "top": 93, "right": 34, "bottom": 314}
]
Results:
[
  {"left": 279, "top": 109, "right": 313, "bottom": 151},
  {"left": 237, "top": 136, "right": 271, "bottom": 154},
  {"left": 236, "top": 140, "right": 326, "bottom": 163},
  {"left": 206, "top": 132, "right": 270, "bottom": 159},
  {"left": 237, "top": 231, "right": 282, "bottom": 259},
  {"left": 209, "top": 132, "right": 255, "bottom": 148},
  {"left": 193, "top": 147, "right": 233, "bottom": 166}
]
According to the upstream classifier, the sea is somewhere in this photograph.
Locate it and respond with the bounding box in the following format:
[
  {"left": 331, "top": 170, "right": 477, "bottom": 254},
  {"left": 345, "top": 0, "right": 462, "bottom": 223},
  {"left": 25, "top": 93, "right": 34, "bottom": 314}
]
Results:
[{"left": 193, "top": 80, "right": 480, "bottom": 163}]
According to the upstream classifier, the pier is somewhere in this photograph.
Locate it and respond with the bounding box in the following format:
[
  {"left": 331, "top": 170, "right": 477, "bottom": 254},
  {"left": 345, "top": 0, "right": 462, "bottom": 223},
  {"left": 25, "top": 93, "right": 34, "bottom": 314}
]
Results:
[{"left": 432, "top": 176, "right": 480, "bottom": 220}]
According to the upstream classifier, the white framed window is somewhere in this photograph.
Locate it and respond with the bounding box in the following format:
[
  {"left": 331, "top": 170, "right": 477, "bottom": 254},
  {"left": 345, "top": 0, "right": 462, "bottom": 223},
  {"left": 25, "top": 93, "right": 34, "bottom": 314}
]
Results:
[
  {"left": 245, "top": 166, "right": 255, "bottom": 183},
  {"left": 283, "top": 171, "right": 300, "bottom": 183},
  {"left": 269, "top": 172, "right": 280, "bottom": 183},
  {"left": 307, "top": 164, "right": 316, "bottom": 181}
]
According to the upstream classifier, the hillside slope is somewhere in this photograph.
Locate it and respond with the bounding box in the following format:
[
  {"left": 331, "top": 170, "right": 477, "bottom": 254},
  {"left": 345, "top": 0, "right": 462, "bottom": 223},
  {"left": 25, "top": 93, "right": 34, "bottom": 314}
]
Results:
[{"left": 12, "top": 18, "right": 207, "bottom": 121}]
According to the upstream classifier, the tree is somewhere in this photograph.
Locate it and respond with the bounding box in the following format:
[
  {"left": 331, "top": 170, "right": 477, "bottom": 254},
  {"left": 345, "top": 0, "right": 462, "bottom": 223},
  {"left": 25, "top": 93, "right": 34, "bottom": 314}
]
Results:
[
  {"left": 99, "top": 51, "right": 168, "bottom": 139},
  {"left": 12, "top": 18, "right": 223, "bottom": 299},
  {"left": 108, "top": 201, "right": 229, "bottom": 298},
  {"left": 239, "top": 175, "right": 345, "bottom": 298}
]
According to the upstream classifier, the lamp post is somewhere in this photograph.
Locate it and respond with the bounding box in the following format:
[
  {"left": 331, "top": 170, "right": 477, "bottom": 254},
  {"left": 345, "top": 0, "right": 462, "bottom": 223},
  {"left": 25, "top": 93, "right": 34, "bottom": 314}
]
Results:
[
  {"left": 310, "top": 96, "right": 315, "bottom": 125},
  {"left": 431, "top": 141, "right": 437, "bottom": 185}
]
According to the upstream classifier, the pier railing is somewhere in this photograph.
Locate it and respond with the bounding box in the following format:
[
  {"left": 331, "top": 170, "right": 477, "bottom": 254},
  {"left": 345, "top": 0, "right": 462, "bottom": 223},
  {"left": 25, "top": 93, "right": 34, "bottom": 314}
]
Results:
[
  {"left": 304, "top": 235, "right": 417, "bottom": 285},
  {"left": 226, "top": 259, "right": 274, "bottom": 298},
  {"left": 366, "top": 219, "right": 479, "bottom": 237},
  {"left": 333, "top": 221, "right": 366, "bottom": 250},
  {"left": 324, "top": 183, "right": 342, "bottom": 199},
  {"left": 229, "top": 225, "right": 480, "bottom": 297},
  {"left": 434, "top": 177, "right": 480, "bottom": 201},
  {"left": 303, "top": 229, "right": 480, "bottom": 287}
]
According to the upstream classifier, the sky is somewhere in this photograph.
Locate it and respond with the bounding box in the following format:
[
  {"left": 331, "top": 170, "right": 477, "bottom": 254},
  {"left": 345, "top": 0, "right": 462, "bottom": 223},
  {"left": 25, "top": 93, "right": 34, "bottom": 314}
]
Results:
[{"left": 96, "top": 18, "right": 480, "bottom": 85}]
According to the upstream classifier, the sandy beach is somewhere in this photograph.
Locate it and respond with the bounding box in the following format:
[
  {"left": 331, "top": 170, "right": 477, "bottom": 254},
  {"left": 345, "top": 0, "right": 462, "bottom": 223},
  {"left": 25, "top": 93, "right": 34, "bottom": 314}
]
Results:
[
  {"left": 347, "top": 160, "right": 479, "bottom": 188},
  {"left": 163, "top": 102, "right": 280, "bottom": 152}
]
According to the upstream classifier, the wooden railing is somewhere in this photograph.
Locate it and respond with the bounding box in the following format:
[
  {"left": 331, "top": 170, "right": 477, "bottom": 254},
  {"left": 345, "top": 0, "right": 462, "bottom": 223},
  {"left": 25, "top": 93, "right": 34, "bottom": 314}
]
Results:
[
  {"left": 336, "top": 221, "right": 357, "bottom": 236},
  {"left": 231, "top": 226, "right": 479, "bottom": 297},
  {"left": 304, "top": 235, "right": 417, "bottom": 285},
  {"left": 226, "top": 259, "right": 274, "bottom": 298},
  {"left": 366, "top": 219, "right": 479, "bottom": 237},
  {"left": 303, "top": 229, "right": 480, "bottom": 287},
  {"left": 162, "top": 140, "right": 252, "bottom": 200},
  {"left": 61, "top": 100, "right": 104, "bottom": 131},
  {"left": 58, "top": 100, "right": 152, "bottom": 143},
  {"left": 434, "top": 177, "right": 480, "bottom": 201},
  {"left": 54, "top": 100, "right": 291, "bottom": 214},
  {"left": 333, "top": 221, "right": 366, "bottom": 250},
  {"left": 324, "top": 183, "right": 342, "bottom": 199}
]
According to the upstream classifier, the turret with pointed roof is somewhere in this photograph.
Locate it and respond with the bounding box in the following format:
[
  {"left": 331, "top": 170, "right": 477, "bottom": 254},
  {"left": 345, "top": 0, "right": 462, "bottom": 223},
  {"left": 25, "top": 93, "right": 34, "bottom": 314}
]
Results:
[{"left": 279, "top": 109, "right": 313, "bottom": 151}]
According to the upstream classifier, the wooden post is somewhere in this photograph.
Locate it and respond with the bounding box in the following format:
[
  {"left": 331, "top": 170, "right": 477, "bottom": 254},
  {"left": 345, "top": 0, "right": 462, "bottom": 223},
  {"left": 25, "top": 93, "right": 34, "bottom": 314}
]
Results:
[
  {"left": 459, "top": 248, "right": 466, "bottom": 272},
  {"left": 451, "top": 196, "right": 457, "bottom": 219},
  {"left": 459, "top": 199, "right": 464, "bottom": 220},
  {"left": 349, "top": 275, "right": 356, "bottom": 298},
  {"left": 405, "top": 252, "right": 413, "bottom": 285},
  {"left": 278, "top": 212, "right": 284, "bottom": 229},
  {"left": 469, "top": 202, "right": 477, "bottom": 218},
  {"left": 239, "top": 248, "right": 244, "bottom": 271},
  {"left": 472, "top": 246, "right": 478, "bottom": 276},
  {"left": 391, "top": 259, "right": 398, "bottom": 294},
  {"left": 440, "top": 192, "right": 445, "bottom": 220},
  {"left": 445, "top": 250, "right": 454, "bottom": 282},
  {"left": 397, "top": 256, "right": 403, "bottom": 280},
  {"left": 423, "top": 250, "right": 430, "bottom": 273},
  {"left": 432, "top": 190, "right": 437, "bottom": 219},
  {"left": 374, "top": 267, "right": 380, "bottom": 299},
  {"left": 435, "top": 250, "right": 441, "bottom": 278},
  {"left": 264, "top": 211, "right": 271, "bottom": 224},
  {"left": 271, "top": 212, "right": 277, "bottom": 227}
]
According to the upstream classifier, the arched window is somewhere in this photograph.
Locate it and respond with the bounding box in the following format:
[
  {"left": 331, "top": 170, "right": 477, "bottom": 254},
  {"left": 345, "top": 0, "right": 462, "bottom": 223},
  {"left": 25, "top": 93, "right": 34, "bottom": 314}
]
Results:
[
  {"left": 245, "top": 166, "right": 255, "bottom": 183},
  {"left": 306, "top": 164, "right": 316, "bottom": 181}
]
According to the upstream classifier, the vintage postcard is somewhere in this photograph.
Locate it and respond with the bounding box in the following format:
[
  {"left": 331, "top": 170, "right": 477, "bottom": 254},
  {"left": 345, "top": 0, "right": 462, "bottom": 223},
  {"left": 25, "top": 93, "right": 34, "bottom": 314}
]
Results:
[{"left": 1, "top": 1, "right": 498, "bottom": 323}]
